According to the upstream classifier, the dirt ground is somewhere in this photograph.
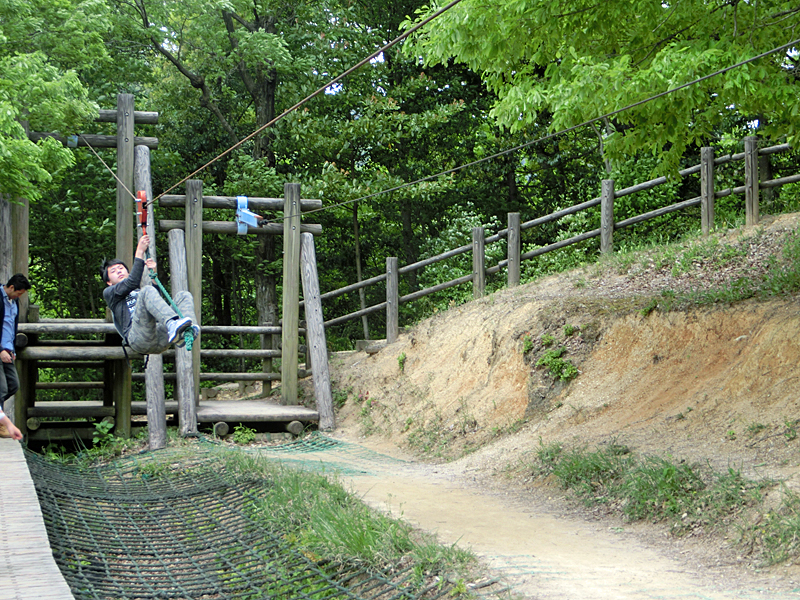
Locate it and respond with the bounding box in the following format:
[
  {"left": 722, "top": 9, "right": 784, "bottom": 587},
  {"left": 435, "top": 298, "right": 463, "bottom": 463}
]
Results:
[{"left": 319, "top": 213, "right": 800, "bottom": 599}]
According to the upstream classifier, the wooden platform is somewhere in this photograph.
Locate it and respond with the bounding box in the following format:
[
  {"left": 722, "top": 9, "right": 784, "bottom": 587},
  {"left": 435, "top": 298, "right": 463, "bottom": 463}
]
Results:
[{"left": 0, "top": 439, "right": 75, "bottom": 599}]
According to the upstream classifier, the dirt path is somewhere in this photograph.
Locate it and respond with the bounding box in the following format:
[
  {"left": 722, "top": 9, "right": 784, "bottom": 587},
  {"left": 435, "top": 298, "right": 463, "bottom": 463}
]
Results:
[{"left": 270, "top": 434, "right": 799, "bottom": 600}]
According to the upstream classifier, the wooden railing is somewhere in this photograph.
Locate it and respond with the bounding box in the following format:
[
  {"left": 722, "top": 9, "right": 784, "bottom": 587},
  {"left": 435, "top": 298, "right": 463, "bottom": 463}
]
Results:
[{"left": 323, "top": 137, "right": 800, "bottom": 343}]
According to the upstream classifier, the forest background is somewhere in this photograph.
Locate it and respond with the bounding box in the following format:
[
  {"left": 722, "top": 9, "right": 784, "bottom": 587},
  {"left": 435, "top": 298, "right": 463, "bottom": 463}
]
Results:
[{"left": 1, "top": 0, "right": 799, "bottom": 368}]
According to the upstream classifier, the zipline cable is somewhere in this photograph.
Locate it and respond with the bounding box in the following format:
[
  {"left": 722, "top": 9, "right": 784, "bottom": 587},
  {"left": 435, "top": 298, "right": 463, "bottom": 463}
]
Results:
[
  {"left": 265, "top": 36, "right": 800, "bottom": 223},
  {"left": 152, "top": 0, "right": 467, "bottom": 203},
  {"left": 80, "top": 134, "right": 138, "bottom": 202}
]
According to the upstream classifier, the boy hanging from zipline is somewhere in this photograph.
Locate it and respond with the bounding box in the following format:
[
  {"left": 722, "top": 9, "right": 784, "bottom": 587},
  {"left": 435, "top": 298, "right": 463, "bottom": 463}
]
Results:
[{"left": 103, "top": 233, "right": 198, "bottom": 355}]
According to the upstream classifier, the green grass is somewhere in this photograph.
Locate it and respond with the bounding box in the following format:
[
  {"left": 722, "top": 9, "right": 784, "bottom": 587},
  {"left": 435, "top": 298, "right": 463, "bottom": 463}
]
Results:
[
  {"left": 536, "top": 347, "right": 579, "bottom": 381},
  {"left": 529, "top": 442, "right": 800, "bottom": 564},
  {"left": 213, "top": 451, "right": 476, "bottom": 577}
]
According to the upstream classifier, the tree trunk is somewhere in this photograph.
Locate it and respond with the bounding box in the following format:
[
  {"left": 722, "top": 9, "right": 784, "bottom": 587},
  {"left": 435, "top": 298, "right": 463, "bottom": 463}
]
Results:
[
  {"left": 400, "top": 202, "right": 418, "bottom": 291},
  {"left": 257, "top": 236, "right": 278, "bottom": 396},
  {"left": 352, "top": 202, "right": 369, "bottom": 340}
]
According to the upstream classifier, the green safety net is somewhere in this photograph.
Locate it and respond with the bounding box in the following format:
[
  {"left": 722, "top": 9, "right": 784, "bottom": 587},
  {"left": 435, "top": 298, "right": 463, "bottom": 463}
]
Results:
[{"left": 25, "top": 439, "right": 450, "bottom": 600}]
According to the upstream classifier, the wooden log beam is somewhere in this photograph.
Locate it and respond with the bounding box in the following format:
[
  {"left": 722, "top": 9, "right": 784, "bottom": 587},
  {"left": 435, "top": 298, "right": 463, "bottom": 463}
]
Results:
[
  {"left": 473, "top": 226, "right": 485, "bottom": 299},
  {"left": 18, "top": 347, "right": 139, "bottom": 360},
  {"left": 160, "top": 195, "right": 322, "bottom": 211},
  {"left": 201, "top": 325, "right": 282, "bottom": 335},
  {"left": 761, "top": 173, "right": 800, "bottom": 189},
  {"left": 185, "top": 180, "right": 203, "bottom": 401},
  {"left": 507, "top": 213, "right": 520, "bottom": 287},
  {"left": 744, "top": 136, "right": 759, "bottom": 226},
  {"left": 169, "top": 228, "right": 197, "bottom": 436},
  {"left": 28, "top": 132, "right": 159, "bottom": 149},
  {"left": 34, "top": 382, "right": 104, "bottom": 390},
  {"left": 28, "top": 403, "right": 116, "bottom": 418},
  {"left": 132, "top": 372, "right": 282, "bottom": 382},
  {"left": 300, "top": 233, "right": 334, "bottom": 431},
  {"left": 386, "top": 257, "right": 399, "bottom": 344},
  {"left": 39, "top": 361, "right": 104, "bottom": 369},
  {"left": 281, "top": 183, "right": 301, "bottom": 406},
  {"left": 615, "top": 197, "right": 701, "bottom": 230},
  {"left": 0, "top": 195, "right": 11, "bottom": 283},
  {"left": 137, "top": 143, "right": 166, "bottom": 451},
  {"left": 600, "top": 179, "right": 614, "bottom": 254},
  {"left": 192, "top": 349, "right": 282, "bottom": 359},
  {"left": 28, "top": 426, "right": 146, "bottom": 442},
  {"left": 158, "top": 220, "right": 322, "bottom": 235},
  {"left": 96, "top": 109, "right": 158, "bottom": 124},
  {"left": 18, "top": 322, "right": 116, "bottom": 335}
]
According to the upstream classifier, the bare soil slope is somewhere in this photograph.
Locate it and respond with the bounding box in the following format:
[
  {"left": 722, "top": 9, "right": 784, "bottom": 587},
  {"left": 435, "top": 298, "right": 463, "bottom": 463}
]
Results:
[
  {"left": 332, "top": 214, "right": 800, "bottom": 481},
  {"left": 324, "top": 213, "right": 800, "bottom": 597}
]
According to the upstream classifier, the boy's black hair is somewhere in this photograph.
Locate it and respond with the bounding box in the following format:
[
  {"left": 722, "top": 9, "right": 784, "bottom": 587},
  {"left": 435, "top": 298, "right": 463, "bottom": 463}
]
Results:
[
  {"left": 101, "top": 259, "right": 128, "bottom": 284},
  {"left": 6, "top": 273, "right": 30, "bottom": 291}
]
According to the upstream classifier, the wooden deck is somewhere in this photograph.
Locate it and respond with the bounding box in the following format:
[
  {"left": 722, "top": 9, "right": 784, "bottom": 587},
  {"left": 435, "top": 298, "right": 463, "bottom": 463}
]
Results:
[{"left": 0, "top": 439, "right": 74, "bottom": 599}]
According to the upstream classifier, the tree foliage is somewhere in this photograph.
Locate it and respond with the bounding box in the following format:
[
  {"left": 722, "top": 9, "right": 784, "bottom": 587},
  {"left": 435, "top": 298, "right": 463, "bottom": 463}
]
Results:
[
  {"left": 0, "top": 0, "right": 107, "bottom": 200},
  {"left": 405, "top": 0, "right": 800, "bottom": 173}
]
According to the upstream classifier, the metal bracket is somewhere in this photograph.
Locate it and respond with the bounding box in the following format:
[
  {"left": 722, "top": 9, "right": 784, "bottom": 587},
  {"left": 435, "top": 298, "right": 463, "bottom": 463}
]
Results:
[{"left": 235, "top": 195, "right": 263, "bottom": 235}]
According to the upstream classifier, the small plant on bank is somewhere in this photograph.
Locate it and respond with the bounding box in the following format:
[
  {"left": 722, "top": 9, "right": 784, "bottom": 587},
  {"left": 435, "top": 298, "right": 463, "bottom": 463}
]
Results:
[
  {"left": 522, "top": 335, "right": 534, "bottom": 354},
  {"left": 332, "top": 387, "right": 350, "bottom": 409},
  {"left": 541, "top": 333, "right": 555, "bottom": 347},
  {"left": 233, "top": 424, "right": 257, "bottom": 444},
  {"left": 92, "top": 420, "right": 115, "bottom": 447},
  {"left": 563, "top": 324, "right": 578, "bottom": 336},
  {"left": 398, "top": 352, "right": 406, "bottom": 373},
  {"left": 784, "top": 418, "right": 798, "bottom": 441},
  {"left": 640, "top": 297, "right": 659, "bottom": 316},
  {"left": 536, "top": 347, "right": 579, "bottom": 381}
]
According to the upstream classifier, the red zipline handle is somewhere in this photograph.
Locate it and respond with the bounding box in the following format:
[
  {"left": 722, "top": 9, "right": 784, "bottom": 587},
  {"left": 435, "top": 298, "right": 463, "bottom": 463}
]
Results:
[{"left": 136, "top": 191, "right": 148, "bottom": 229}]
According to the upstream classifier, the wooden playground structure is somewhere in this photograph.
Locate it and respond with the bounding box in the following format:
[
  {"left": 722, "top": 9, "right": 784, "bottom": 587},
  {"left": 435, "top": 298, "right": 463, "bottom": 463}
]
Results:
[{"left": 0, "top": 94, "right": 334, "bottom": 446}]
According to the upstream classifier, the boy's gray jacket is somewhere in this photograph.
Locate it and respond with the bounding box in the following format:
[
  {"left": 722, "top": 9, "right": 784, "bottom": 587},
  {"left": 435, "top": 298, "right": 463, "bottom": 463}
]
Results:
[{"left": 103, "top": 257, "right": 145, "bottom": 341}]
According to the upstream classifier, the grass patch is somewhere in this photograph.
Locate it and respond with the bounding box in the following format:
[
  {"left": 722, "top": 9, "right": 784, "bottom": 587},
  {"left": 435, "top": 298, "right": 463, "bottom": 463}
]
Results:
[
  {"left": 536, "top": 347, "right": 579, "bottom": 381},
  {"left": 529, "top": 442, "right": 798, "bottom": 564},
  {"left": 215, "top": 451, "right": 476, "bottom": 577}
]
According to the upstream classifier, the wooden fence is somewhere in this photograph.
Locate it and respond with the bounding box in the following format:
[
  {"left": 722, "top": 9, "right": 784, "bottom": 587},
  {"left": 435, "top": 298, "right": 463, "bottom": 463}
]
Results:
[{"left": 323, "top": 137, "right": 800, "bottom": 343}]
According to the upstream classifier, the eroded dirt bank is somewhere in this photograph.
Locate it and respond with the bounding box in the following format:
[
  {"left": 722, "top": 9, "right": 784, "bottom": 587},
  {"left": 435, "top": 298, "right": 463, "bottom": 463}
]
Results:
[{"left": 333, "top": 292, "right": 800, "bottom": 484}]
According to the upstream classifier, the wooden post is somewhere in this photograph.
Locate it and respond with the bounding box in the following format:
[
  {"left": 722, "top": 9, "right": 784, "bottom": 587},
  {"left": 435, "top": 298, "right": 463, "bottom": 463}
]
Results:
[
  {"left": 300, "top": 233, "right": 334, "bottom": 430},
  {"left": 116, "top": 94, "right": 135, "bottom": 268},
  {"left": 745, "top": 136, "right": 759, "bottom": 226},
  {"left": 507, "top": 213, "right": 520, "bottom": 287},
  {"left": 14, "top": 305, "right": 37, "bottom": 435},
  {"left": 281, "top": 183, "right": 301, "bottom": 405},
  {"left": 113, "top": 356, "right": 132, "bottom": 439},
  {"left": 169, "top": 229, "right": 197, "bottom": 436},
  {"left": 700, "top": 146, "right": 715, "bottom": 236},
  {"left": 472, "top": 226, "right": 485, "bottom": 299},
  {"left": 386, "top": 257, "right": 399, "bottom": 344},
  {"left": 185, "top": 179, "right": 203, "bottom": 403},
  {"left": 135, "top": 145, "right": 166, "bottom": 450},
  {"left": 113, "top": 93, "right": 135, "bottom": 438},
  {"left": 600, "top": 179, "right": 615, "bottom": 254},
  {"left": 759, "top": 152, "right": 774, "bottom": 208},
  {"left": 0, "top": 195, "right": 10, "bottom": 286}
]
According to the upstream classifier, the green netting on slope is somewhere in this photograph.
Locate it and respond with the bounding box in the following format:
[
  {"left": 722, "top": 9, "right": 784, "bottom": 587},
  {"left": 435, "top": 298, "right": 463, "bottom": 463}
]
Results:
[
  {"left": 25, "top": 447, "right": 447, "bottom": 600},
  {"left": 241, "top": 433, "right": 406, "bottom": 476}
]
